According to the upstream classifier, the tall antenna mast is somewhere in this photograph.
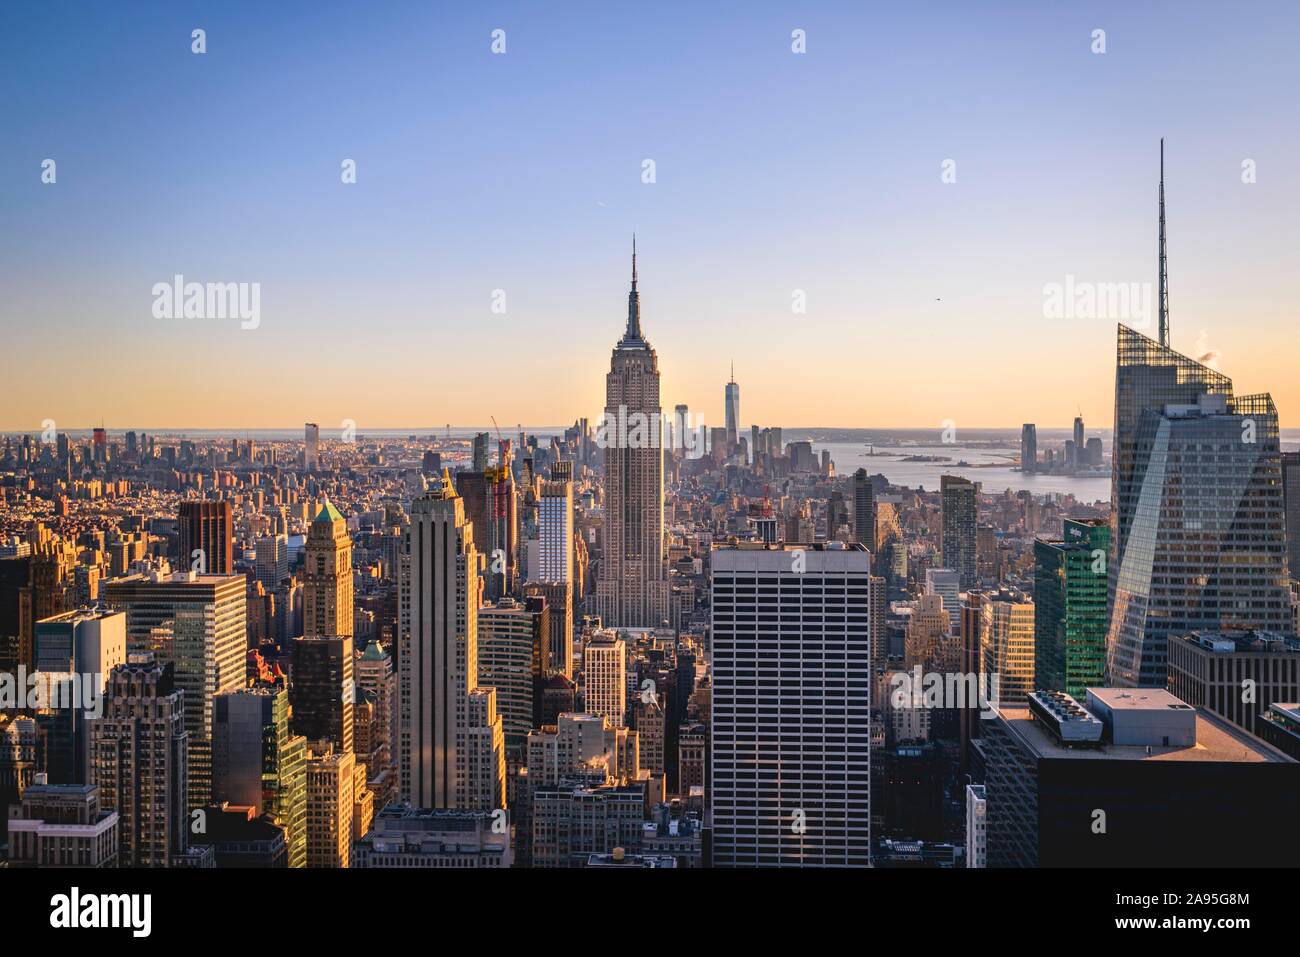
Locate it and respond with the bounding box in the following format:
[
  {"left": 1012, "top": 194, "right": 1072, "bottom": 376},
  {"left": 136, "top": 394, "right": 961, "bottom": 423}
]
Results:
[{"left": 1158, "top": 138, "right": 1169, "bottom": 348}]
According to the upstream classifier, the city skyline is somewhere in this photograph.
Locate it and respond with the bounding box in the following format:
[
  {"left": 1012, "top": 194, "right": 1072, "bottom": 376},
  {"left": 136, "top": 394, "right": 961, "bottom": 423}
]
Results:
[
  {"left": 5, "top": 3, "right": 1300, "bottom": 429},
  {"left": 5, "top": 0, "right": 1300, "bottom": 916}
]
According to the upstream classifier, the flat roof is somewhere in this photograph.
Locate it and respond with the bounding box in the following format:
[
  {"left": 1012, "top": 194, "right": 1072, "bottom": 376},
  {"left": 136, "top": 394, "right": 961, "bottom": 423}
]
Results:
[
  {"left": 997, "top": 705, "right": 1293, "bottom": 764},
  {"left": 1088, "top": 688, "right": 1190, "bottom": 712}
]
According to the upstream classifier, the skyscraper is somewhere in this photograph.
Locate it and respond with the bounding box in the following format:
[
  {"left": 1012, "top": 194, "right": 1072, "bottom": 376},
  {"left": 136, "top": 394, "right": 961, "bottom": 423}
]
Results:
[
  {"left": 304, "top": 422, "right": 320, "bottom": 471},
  {"left": 89, "top": 658, "right": 190, "bottom": 867},
  {"left": 1020, "top": 424, "right": 1036, "bottom": 474},
  {"left": 178, "top": 500, "right": 233, "bottom": 575},
  {"left": 1033, "top": 519, "right": 1109, "bottom": 698},
  {"left": 477, "top": 597, "right": 549, "bottom": 758},
  {"left": 1107, "top": 327, "right": 1290, "bottom": 687},
  {"left": 940, "top": 475, "right": 978, "bottom": 589},
  {"left": 711, "top": 543, "right": 872, "bottom": 867},
  {"left": 582, "top": 630, "right": 627, "bottom": 729},
  {"left": 923, "top": 568, "right": 961, "bottom": 636},
  {"left": 1282, "top": 451, "right": 1300, "bottom": 581},
  {"left": 979, "top": 587, "right": 1035, "bottom": 709},
  {"left": 724, "top": 363, "right": 740, "bottom": 451},
  {"left": 852, "top": 468, "right": 875, "bottom": 552},
  {"left": 537, "top": 476, "right": 573, "bottom": 585},
  {"left": 400, "top": 475, "right": 505, "bottom": 810},
  {"left": 290, "top": 635, "right": 355, "bottom": 756},
  {"left": 104, "top": 571, "right": 246, "bottom": 809},
  {"left": 596, "top": 239, "right": 670, "bottom": 628},
  {"left": 213, "top": 686, "right": 307, "bottom": 868},
  {"left": 303, "top": 500, "right": 354, "bottom": 639},
  {"left": 255, "top": 533, "right": 289, "bottom": 592}
]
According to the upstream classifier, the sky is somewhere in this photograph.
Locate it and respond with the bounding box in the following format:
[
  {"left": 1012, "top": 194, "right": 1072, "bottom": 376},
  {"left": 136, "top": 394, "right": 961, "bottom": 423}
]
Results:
[{"left": 2, "top": 1, "right": 1299, "bottom": 432}]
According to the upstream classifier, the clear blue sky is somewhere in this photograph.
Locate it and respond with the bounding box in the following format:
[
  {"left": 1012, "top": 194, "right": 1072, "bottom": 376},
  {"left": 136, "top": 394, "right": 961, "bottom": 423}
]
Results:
[{"left": 2, "top": 1, "right": 1298, "bottom": 430}]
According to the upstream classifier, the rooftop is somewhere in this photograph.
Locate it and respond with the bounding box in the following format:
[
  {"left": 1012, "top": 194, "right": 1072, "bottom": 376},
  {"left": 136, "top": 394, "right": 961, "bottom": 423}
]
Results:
[{"left": 998, "top": 702, "right": 1292, "bottom": 764}]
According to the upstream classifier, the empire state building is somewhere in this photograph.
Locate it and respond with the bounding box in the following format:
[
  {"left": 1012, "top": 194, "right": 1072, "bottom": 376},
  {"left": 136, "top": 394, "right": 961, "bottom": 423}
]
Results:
[{"left": 596, "top": 238, "right": 670, "bottom": 628}]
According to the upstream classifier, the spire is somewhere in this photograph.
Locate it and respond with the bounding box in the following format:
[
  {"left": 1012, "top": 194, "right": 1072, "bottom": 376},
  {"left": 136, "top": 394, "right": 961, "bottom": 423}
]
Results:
[
  {"left": 730, "top": 359, "right": 735, "bottom": 383},
  {"left": 1158, "top": 138, "right": 1169, "bottom": 348},
  {"left": 624, "top": 233, "right": 643, "bottom": 342}
]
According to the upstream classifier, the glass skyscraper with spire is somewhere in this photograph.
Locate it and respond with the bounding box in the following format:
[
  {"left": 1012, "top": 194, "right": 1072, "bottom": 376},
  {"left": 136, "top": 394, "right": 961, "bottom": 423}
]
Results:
[{"left": 1106, "top": 325, "right": 1290, "bottom": 687}]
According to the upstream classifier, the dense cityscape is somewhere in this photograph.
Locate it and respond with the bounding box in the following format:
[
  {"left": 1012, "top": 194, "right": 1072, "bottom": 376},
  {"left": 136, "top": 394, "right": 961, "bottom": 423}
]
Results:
[
  {"left": 3, "top": 219, "right": 1298, "bottom": 880},
  {"left": 5, "top": 2, "right": 1296, "bottom": 939}
]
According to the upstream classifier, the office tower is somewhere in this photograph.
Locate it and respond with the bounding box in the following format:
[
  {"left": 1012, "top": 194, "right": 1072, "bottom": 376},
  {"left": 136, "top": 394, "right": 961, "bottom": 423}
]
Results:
[
  {"left": 979, "top": 587, "right": 1035, "bottom": 709},
  {"left": 1033, "top": 519, "right": 1109, "bottom": 698},
  {"left": 355, "top": 641, "right": 396, "bottom": 776},
  {"left": 711, "top": 543, "right": 871, "bottom": 867},
  {"left": 1085, "top": 436, "right": 1103, "bottom": 466},
  {"left": 303, "top": 500, "right": 354, "bottom": 639},
  {"left": 636, "top": 697, "right": 666, "bottom": 776},
  {"left": 213, "top": 687, "right": 308, "bottom": 868},
  {"left": 472, "top": 432, "right": 490, "bottom": 472},
  {"left": 679, "top": 723, "right": 707, "bottom": 799},
  {"left": 304, "top": 742, "right": 357, "bottom": 868},
  {"left": 256, "top": 533, "right": 289, "bottom": 591},
  {"left": 6, "top": 778, "right": 120, "bottom": 868},
  {"left": 290, "top": 636, "right": 354, "bottom": 755},
  {"left": 178, "top": 500, "right": 233, "bottom": 575},
  {"left": 531, "top": 780, "right": 646, "bottom": 868},
  {"left": 400, "top": 477, "right": 505, "bottom": 810},
  {"left": 827, "top": 488, "right": 848, "bottom": 540},
  {"left": 304, "top": 422, "right": 320, "bottom": 471},
  {"left": 31, "top": 540, "right": 77, "bottom": 625},
  {"left": 787, "top": 441, "right": 815, "bottom": 472},
  {"left": 104, "top": 572, "right": 246, "bottom": 809},
  {"left": 724, "top": 363, "right": 740, "bottom": 450},
  {"left": 34, "top": 608, "right": 126, "bottom": 675},
  {"left": 1166, "top": 631, "right": 1300, "bottom": 738},
  {"left": 456, "top": 466, "right": 517, "bottom": 600},
  {"left": 0, "top": 556, "right": 33, "bottom": 673},
  {"left": 1108, "top": 326, "right": 1290, "bottom": 687},
  {"left": 983, "top": 688, "right": 1298, "bottom": 867},
  {"left": 89, "top": 659, "right": 190, "bottom": 867},
  {"left": 1073, "top": 415, "right": 1084, "bottom": 454},
  {"left": 940, "top": 475, "right": 978, "bottom": 589},
  {"left": 869, "top": 575, "right": 887, "bottom": 670},
  {"left": 478, "top": 597, "right": 549, "bottom": 757},
  {"left": 905, "top": 593, "right": 953, "bottom": 673},
  {"left": 1283, "top": 451, "right": 1300, "bottom": 580},
  {"left": 582, "top": 631, "right": 627, "bottom": 728},
  {"left": 1020, "top": 424, "right": 1036, "bottom": 474},
  {"left": 596, "top": 240, "right": 671, "bottom": 628},
  {"left": 525, "top": 580, "right": 574, "bottom": 681},
  {"left": 537, "top": 476, "right": 574, "bottom": 584},
  {"left": 485, "top": 459, "right": 519, "bottom": 599},
  {"left": 33, "top": 608, "right": 126, "bottom": 782},
  {"left": 354, "top": 804, "right": 513, "bottom": 867},
  {"left": 669, "top": 404, "right": 689, "bottom": 455},
  {"left": 852, "top": 468, "right": 875, "bottom": 551},
  {"left": 964, "top": 784, "right": 987, "bottom": 869},
  {"left": 924, "top": 568, "right": 961, "bottom": 636}
]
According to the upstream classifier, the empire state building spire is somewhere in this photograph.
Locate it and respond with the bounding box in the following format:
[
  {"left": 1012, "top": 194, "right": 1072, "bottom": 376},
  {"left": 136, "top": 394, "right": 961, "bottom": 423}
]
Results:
[{"left": 623, "top": 234, "right": 643, "bottom": 343}]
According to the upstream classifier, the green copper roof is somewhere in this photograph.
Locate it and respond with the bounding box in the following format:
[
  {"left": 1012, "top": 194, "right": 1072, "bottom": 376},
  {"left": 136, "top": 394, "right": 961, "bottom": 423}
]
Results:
[
  {"left": 360, "top": 641, "right": 387, "bottom": 661},
  {"left": 313, "top": 499, "right": 344, "bottom": 524}
]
